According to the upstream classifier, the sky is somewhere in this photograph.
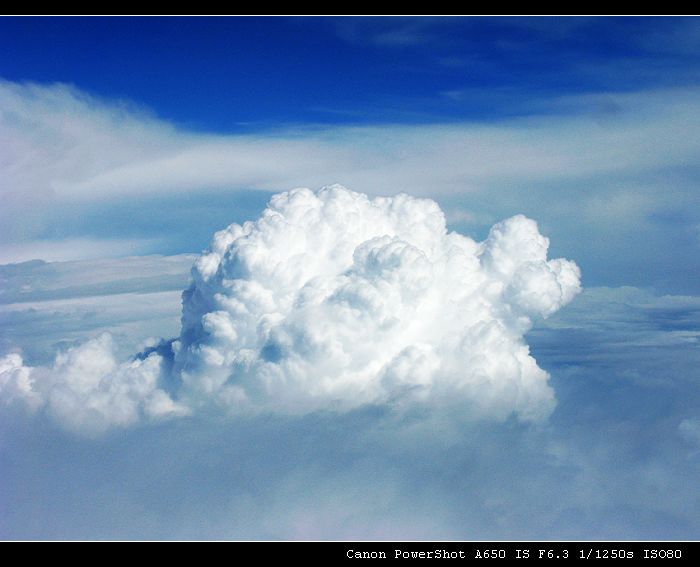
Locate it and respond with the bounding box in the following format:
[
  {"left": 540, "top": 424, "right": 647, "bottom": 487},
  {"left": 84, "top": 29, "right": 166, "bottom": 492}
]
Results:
[{"left": 1, "top": 16, "right": 700, "bottom": 540}]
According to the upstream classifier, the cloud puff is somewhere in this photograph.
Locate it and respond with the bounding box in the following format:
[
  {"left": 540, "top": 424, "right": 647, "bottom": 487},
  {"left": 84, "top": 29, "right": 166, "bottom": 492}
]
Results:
[
  {"left": 0, "top": 334, "right": 188, "bottom": 435},
  {"left": 1, "top": 185, "right": 580, "bottom": 432}
]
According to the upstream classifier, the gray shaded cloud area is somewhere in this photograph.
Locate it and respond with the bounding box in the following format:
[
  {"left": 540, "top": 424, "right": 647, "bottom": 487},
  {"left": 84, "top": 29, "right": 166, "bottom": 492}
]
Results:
[{"left": 1, "top": 256, "right": 699, "bottom": 539}]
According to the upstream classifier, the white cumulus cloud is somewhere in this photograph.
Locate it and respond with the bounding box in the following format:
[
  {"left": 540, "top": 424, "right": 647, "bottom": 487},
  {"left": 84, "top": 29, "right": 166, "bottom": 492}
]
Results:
[
  {"left": 1, "top": 185, "right": 580, "bottom": 433},
  {"left": 175, "top": 185, "right": 580, "bottom": 421},
  {"left": 0, "top": 334, "right": 188, "bottom": 435}
]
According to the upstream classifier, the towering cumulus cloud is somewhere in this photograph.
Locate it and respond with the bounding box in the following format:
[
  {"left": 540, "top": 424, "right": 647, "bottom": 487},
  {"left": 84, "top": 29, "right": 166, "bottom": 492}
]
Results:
[{"left": 1, "top": 185, "right": 580, "bottom": 433}]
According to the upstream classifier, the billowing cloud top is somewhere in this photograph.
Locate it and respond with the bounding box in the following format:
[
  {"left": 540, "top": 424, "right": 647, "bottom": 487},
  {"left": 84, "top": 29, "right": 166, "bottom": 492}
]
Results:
[{"left": 1, "top": 185, "right": 580, "bottom": 433}]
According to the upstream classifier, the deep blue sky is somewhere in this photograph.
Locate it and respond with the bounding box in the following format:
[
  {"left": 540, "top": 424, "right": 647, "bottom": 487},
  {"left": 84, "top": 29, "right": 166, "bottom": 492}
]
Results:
[{"left": 3, "top": 17, "right": 700, "bottom": 130}]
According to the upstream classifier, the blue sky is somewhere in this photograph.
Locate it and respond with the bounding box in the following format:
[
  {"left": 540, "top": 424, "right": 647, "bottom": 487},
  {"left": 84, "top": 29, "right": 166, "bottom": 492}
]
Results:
[
  {"left": 3, "top": 17, "right": 700, "bottom": 128},
  {"left": 2, "top": 16, "right": 700, "bottom": 540}
]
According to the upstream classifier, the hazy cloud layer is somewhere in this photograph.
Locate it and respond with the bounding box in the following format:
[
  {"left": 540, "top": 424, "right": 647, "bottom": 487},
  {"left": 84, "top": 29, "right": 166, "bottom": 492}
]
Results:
[
  {"left": 2, "top": 249, "right": 700, "bottom": 538},
  {"left": 0, "top": 254, "right": 194, "bottom": 364}
]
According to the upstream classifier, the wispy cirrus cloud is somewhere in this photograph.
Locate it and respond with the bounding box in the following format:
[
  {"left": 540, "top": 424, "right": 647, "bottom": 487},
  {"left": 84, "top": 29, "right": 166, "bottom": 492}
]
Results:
[
  {"left": 3, "top": 79, "right": 700, "bottom": 296},
  {"left": 5, "top": 79, "right": 700, "bottom": 205}
]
